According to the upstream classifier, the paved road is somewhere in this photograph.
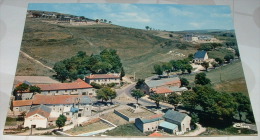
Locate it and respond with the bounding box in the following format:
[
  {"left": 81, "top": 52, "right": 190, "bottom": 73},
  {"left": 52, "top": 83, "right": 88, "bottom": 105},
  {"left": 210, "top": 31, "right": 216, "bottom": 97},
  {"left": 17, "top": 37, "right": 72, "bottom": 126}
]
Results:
[{"left": 115, "top": 82, "right": 173, "bottom": 109}]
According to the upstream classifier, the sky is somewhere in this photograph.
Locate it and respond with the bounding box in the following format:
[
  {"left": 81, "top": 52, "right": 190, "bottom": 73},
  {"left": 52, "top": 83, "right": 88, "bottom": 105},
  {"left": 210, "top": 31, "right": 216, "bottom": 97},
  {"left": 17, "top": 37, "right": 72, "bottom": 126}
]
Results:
[{"left": 28, "top": 3, "right": 234, "bottom": 31}]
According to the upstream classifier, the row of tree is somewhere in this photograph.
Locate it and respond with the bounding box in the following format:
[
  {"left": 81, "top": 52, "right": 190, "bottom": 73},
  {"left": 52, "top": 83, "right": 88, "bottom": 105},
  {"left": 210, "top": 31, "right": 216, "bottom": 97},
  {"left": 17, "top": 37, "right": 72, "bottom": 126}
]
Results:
[
  {"left": 53, "top": 49, "right": 124, "bottom": 82},
  {"left": 154, "top": 58, "right": 193, "bottom": 75}
]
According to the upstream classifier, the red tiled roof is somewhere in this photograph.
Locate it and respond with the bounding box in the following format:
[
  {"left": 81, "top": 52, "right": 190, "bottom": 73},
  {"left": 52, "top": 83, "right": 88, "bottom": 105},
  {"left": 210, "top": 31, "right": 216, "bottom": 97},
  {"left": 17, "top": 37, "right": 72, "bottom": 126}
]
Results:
[
  {"left": 85, "top": 74, "right": 120, "bottom": 79},
  {"left": 164, "top": 80, "right": 181, "bottom": 85},
  {"left": 151, "top": 87, "right": 173, "bottom": 94},
  {"left": 32, "top": 94, "right": 88, "bottom": 105},
  {"left": 13, "top": 100, "right": 33, "bottom": 107},
  {"left": 149, "top": 132, "right": 162, "bottom": 137},
  {"left": 148, "top": 114, "right": 163, "bottom": 119},
  {"left": 36, "top": 79, "right": 92, "bottom": 91}
]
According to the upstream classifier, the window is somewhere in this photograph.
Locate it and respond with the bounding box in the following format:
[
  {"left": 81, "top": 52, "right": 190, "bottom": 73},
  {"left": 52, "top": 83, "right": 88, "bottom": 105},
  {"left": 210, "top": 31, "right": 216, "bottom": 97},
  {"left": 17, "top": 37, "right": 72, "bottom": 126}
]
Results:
[
  {"left": 65, "top": 90, "right": 67, "bottom": 92},
  {"left": 56, "top": 91, "right": 58, "bottom": 93},
  {"left": 148, "top": 128, "right": 149, "bottom": 130},
  {"left": 82, "top": 92, "right": 86, "bottom": 95},
  {"left": 89, "top": 93, "right": 92, "bottom": 96},
  {"left": 48, "top": 91, "right": 50, "bottom": 94}
]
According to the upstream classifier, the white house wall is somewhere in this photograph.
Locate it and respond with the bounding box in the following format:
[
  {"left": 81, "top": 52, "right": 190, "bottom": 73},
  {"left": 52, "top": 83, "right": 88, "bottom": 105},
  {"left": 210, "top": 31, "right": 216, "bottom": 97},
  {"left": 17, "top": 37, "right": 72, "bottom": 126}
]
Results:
[{"left": 24, "top": 114, "right": 48, "bottom": 128}]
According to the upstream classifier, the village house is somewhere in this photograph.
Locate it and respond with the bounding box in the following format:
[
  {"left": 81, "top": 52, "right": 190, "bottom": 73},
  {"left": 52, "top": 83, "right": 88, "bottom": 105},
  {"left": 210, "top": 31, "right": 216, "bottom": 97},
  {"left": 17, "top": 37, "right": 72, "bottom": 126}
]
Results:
[
  {"left": 85, "top": 74, "right": 120, "bottom": 85},
  {"left": 193, "top": 50, "right": 208, "bottom": 64},
  {"left": 24, "top": 105, "right": 52, "bottom": 128},
  {"left": 15, "top": 79, "right": 95, "bottom": 100},
  {"left": 142, "top": 77, "right": 181, "bottom": 95},
  {"left": 12, "top": 100, "right": 32, "bottom": 116},
  {"left": 158, "top": 121, "right": 179, "bottom": 134},
  {"left": 135, "top": 114, "right": 163, "bottom": 133},
  {"left": 163, "top": 110, "right": 191, "bottom": 134}
]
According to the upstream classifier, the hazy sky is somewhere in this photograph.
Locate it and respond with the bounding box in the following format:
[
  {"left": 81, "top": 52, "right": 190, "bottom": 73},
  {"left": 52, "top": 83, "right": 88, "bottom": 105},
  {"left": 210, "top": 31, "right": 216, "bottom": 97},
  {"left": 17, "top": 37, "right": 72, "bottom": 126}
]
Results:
[{"left": 28, "top": 3, "right": 234, "bottom": 31}]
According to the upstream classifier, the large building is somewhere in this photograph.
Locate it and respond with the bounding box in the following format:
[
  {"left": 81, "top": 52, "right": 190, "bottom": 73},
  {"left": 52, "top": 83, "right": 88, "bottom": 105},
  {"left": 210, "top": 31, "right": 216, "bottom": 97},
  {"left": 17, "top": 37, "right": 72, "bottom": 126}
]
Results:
[
  {"left": 16, "top": 79, "right": 95, "bottom": 100},
  {"left": 13, "top": 95, "right": 92, "bottom": 122},
  {"left": 85, "top": 74, "right": 120, "bottom": 85},
  {"left": 135, "top": 114, "right": 163, "bottom": 133}
]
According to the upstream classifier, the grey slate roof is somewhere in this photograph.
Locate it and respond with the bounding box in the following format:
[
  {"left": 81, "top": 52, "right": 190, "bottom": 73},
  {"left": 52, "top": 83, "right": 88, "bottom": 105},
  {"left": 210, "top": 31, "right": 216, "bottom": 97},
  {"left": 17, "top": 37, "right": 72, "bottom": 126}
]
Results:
[
  {"left": 140, "top": 117, "right": 162, "bottom": 124},
  {"left": 78, "top": 96, "right": 92, "bottom": 104},
  {"left": 145, "top": 77, "right": 180, "bottom": 88},
  {"left": 159, "top": 121, "right": 178, "bottom": 130},
  {"left": 194, "top": 50, "right": 207, "bottom": 59},
  {"left": 30, "top": 104, "right": 51, "bottom": 113},
  {"left": 164, "top": 110, "right": 187, "bottom": 123}
]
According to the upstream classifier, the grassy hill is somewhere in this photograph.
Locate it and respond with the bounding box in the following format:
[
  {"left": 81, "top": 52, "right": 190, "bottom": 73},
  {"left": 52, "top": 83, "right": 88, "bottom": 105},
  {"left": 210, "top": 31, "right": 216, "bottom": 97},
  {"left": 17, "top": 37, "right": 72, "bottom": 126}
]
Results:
[{"left": 18, "top": 18, "right": 197, "bottom": 79}]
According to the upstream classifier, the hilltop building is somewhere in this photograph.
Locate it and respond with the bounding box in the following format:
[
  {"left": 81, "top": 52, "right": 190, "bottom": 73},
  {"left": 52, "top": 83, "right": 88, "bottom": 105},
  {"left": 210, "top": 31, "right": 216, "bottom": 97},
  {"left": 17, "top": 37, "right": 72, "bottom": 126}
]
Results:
[
  {"left": 85, "top": 74, "right": 120, "bottom": 85},
  {"left": 193, "top": 50, "right": 208, "bottom": 64}
]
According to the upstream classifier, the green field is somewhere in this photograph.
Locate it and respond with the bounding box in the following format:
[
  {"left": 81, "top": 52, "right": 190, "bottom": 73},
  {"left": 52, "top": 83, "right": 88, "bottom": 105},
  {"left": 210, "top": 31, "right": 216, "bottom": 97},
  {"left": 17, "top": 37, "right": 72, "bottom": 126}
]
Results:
[
  {"left": 104, "top": 123, "right": 145, "bottom": 136},
  {"left": 182, "top": 60, "right": 248, "bottom": 94},
  {"left": 19, "top": 18, "right": 197, "bottom": 79}
]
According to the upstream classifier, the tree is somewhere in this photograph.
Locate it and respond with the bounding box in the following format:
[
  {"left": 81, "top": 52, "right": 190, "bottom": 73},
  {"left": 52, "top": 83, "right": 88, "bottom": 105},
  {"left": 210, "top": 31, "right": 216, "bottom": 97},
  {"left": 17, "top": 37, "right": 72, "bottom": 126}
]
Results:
[
  {"left": 53, "top": 62, "right": 69, "bottom": 82},
  {"left": 234, "top": 48, "right": 240, "bottom": 58},
  {"left": 120, "top": 67, "right": 125, "bottom": 80},
  {"left": 201, "top": 61, "right": 209, "bottom": 71},
  {"left": 90, "top": 82, "right": 103, "bottom": 89},
  {"left": 231, "top": 92, "right": 251, "bottom": 121},
  {"left": 29, "top": 85, "right": 41, "bottom": 95},
  {"left": 185, "top": 64, "right": 193, "bottom": 74},
  {"left": 135, "top": 79, "right": 145, "bottom": 89},
  {"left": 108, "top": 21, "right": 112, "bottom": 24},
  {"left": 131, "top": 89, "right": 145, "bottom": 104},
  {"left": 224, "top": 54, "right": 234, "bottom": 63},
  {"left": 96, "top": 87, "right": 117, "bottom": 103},
  {"left": 181, "top": 91, "right": 198, "bottom": 109},
  {"left": 190, "top": 112, "right": 199, "bottom": 129},
  {"left": 211, "top": 62, "right": 219, "bottom": 69},
  {"left": 215, "top": 58, "right": 223, "bottom": 65},
  {"left": 193, "top": 86, "right": 236, "bottom": 121},
  {"left": 188, "top": 54, "right": 194, "bottom": 61},
  {"left": 162, "top": 62, "right": 172, "bottom": 76},
  {"left": 153, "top": 64, "right": 163, "bottom": 75},
  {"left": 194, "top": 73, "right": 211, "bottom": 85},
  {"left": 104, "top": 19, "right": 107, "bottom": 23},
  {"left": 149, "top": 94, "right": 165, "bottom": 108},
  {"left": 180, "top": 78, "right": 189, "bottom": 87},
  {"left": 145, "top": 26, "right": 150, "bottom": 30},
  {"left": 56, "top": 114, "right": 67, "bottom": 129},
  {"left": 167, "top": 93, "right": 181, "bottom": 108}
]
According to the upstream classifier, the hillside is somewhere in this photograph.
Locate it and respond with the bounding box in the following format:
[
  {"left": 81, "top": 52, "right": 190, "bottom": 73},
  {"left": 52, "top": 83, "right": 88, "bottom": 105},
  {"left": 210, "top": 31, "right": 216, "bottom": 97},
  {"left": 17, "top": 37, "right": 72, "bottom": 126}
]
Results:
[{"left": 18, "top": 17, "right": 197, "bottom": 79}]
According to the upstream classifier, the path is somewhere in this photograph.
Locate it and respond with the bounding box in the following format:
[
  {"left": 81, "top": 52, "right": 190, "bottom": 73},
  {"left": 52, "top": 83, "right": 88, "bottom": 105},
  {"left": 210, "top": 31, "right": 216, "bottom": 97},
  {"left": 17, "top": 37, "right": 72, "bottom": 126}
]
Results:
[
  {"left": 20, "top": 51, "right": 53, "bottom": 71},
  {"left": 183, "top": 123, "right": 206, "bottom": 136}
]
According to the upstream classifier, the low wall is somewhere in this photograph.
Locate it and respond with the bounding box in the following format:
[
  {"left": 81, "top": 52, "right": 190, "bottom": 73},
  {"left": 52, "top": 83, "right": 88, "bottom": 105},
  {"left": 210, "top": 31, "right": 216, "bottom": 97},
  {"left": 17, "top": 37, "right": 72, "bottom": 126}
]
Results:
[{"left": 114, "top": 109, "right": 135, "bottom": 122}]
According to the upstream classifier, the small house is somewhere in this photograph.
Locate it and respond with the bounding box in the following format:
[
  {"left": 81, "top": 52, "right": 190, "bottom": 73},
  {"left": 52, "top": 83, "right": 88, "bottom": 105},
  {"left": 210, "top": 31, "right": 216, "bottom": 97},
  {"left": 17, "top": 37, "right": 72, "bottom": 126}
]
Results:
[
  {"left": 24, "top": 105, "right": 51, "bottom": 128},
  {"left": 135, "top": 114, "right": 163, "bottom": 133},
  {"left": 12, "top": 100, "right": 32, "bottom": 116},
  {"left": 163, "top": 110, "right": 191, "bottom": 133},
  {"left": 193, "top": 50, "right": 208, "bottom": 64}
]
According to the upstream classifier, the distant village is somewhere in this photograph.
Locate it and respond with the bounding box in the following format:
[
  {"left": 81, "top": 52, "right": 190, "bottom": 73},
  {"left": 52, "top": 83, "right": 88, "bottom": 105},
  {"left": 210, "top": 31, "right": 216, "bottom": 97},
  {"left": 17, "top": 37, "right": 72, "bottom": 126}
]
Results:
[{"left": 26, "top": 10, "right": 111, "bottom": 26}]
